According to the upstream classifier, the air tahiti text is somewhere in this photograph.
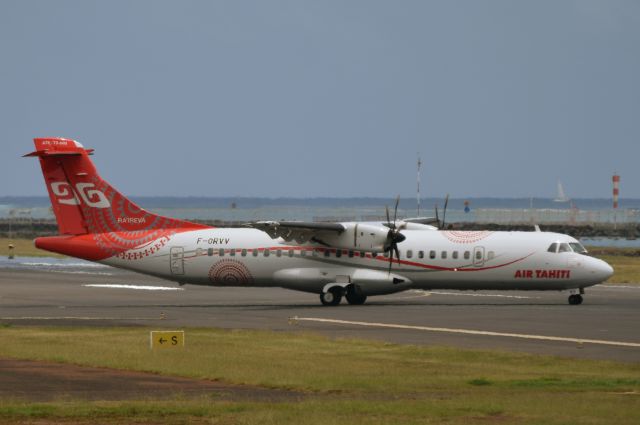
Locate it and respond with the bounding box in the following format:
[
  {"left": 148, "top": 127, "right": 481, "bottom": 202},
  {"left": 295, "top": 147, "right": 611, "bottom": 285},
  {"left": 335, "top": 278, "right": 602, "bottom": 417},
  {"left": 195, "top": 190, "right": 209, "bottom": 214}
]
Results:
[
  {"left": 514, "top": 269, "right": 571, "bottom": 279},
  {"left": 197, "top": 237, "right": 230, "bottom": 245}
]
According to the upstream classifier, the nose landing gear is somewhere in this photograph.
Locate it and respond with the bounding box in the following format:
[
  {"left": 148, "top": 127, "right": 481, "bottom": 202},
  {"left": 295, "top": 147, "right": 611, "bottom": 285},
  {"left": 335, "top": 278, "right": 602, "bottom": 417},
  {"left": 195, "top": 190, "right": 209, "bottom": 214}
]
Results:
[
  {"left": 568, "top": 294, "right": 583, "bottom": 305},
  {"left": 568, "top": 288, "right": 585, "bottom": 305}
]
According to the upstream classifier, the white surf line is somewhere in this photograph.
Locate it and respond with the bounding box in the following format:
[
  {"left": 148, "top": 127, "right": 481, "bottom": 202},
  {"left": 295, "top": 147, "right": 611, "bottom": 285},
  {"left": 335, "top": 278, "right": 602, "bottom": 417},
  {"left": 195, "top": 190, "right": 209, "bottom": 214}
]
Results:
[
  {"left": 82, "top": 284, "right": 184, "bottom": 291},
  {"left": 291, "top": 317, "right": 640, "bottom": 348}
]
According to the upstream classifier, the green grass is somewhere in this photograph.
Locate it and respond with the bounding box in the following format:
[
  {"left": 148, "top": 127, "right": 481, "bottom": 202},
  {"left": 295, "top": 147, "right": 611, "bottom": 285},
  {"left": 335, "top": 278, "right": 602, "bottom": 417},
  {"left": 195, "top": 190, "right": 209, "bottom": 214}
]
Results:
[
  {"left": 597, "top": 255, "right": 640, "bottom": 284},
  {"left": 0, "top": 327, "right": 639, "bottom": 424}
]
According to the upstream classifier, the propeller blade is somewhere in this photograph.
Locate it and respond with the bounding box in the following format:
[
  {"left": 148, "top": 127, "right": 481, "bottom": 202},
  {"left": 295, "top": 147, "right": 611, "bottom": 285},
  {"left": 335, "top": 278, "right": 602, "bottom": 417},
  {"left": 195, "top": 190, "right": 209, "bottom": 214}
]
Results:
[
  {"left": 434, "top": 204, "right": 439, "bottom": 227},
  {"left": 386, "top": 241, "right": 393, "bottom": 275},
  {"left": 393, "top": 195, "right": 400, "bottom": 226},
  {"left": 385, "top": 205, "right": 391, "bottom": 227},
  {"left": 442, "top": 193, "right": 450, "bottom": 229},
  {"left": 394, "top": 244, "right": 400, "bottom": 268}
]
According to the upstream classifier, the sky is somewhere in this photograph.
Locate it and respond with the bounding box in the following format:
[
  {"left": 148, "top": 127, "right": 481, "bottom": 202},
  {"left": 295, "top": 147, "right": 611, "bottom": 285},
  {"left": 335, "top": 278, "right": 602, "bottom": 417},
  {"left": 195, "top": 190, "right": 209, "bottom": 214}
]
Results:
[{"left": 1, "top": 0, "right": 639, "bottom": 199}]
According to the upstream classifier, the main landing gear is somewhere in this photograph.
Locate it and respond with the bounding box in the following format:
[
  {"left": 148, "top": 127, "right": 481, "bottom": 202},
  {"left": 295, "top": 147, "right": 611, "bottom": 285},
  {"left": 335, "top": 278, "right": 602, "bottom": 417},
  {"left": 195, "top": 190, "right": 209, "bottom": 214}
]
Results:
[
  {"left": 320, "top": 286, "right": 343, "bottom": 306},
  {"left": 345, "top": 286, "right": 367, "bottom": 305},
  {"left": 320, "top": 285, "right": 368, "bottom": 306}
]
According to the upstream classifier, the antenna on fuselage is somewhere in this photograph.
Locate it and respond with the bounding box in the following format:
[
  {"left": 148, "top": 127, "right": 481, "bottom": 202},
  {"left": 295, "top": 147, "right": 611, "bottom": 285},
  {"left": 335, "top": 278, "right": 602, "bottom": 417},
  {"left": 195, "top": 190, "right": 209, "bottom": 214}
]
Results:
[{"left": 416, "top": 152, "right": 422, "bottom": 216}]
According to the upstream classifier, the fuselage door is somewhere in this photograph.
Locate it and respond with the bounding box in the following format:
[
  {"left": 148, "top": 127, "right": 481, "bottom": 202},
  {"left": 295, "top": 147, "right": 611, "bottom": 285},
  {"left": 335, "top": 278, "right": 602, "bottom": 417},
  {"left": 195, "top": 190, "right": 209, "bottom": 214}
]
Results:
[
  {"left": 170, "top": 247, "right": 184, "bottom": 275},
  {"left": 473, "top": 246, "right": 485, "bottom": 267}
]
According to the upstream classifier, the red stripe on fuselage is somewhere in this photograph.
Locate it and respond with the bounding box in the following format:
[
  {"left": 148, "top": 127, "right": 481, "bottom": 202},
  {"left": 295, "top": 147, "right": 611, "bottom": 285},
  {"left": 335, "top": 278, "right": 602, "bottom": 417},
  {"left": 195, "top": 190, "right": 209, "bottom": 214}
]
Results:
[{"left": 182, "top": 245, "right": 534, "bottom": 273}]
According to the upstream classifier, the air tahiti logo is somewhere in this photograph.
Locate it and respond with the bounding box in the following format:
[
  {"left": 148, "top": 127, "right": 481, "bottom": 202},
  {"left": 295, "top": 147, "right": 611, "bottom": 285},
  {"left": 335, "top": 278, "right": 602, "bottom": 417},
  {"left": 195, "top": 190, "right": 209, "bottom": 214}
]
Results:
[
  {"left": 50, "top": 182, "right": 111, "bottom": 208},
  {"left": 208, "top": 259, "right": 254, "bottom": 286}
]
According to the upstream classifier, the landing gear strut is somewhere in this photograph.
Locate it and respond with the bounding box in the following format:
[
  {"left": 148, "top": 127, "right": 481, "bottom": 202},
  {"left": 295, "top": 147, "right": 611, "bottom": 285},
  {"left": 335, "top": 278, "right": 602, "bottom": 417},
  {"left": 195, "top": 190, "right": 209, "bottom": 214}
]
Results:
[
  {"left": 568, "top": 294, "right": 583, "bottom": 305},
  {"left": 320, "top": 286, "right": 343, "bottom": 306}
]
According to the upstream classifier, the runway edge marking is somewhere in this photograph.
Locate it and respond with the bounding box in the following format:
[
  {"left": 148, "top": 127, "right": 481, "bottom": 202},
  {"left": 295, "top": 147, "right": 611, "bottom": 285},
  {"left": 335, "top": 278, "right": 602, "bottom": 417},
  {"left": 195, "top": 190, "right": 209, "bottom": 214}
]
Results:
[{"left": 291, "top": 317, "right": 640, "bottom": 348}]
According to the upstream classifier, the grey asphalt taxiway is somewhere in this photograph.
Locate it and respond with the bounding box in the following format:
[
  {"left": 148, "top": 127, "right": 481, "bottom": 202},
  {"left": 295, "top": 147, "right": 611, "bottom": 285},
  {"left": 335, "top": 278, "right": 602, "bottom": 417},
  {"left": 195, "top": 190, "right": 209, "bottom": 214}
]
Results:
[{"left": 1, "top": 264, "right": 639, "bottom": 362}]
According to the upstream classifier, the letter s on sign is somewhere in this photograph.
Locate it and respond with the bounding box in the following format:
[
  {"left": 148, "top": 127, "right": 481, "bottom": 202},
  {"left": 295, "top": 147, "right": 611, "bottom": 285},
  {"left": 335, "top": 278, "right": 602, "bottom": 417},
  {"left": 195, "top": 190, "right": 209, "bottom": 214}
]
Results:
[
  {"left": 50, "top": 182, "right": 80, "bottom": 205},
  {"left": 76, "top": 183, "right": 111, "bottom": 208}
]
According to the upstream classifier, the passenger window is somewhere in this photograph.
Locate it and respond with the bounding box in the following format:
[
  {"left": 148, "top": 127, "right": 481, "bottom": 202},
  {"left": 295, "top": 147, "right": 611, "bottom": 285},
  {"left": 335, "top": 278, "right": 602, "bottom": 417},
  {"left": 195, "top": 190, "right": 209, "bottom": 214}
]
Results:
[
  {"left": 312, "top": 249, "right": 318, "bottom": 257},
  {"left": 324, "top": 250, "right": 330, "bottom": 257},
  {"left": 288, "top": 249, "right": 294, "bottom": 257},
  {"left": 452, "top": 251, "right": 458, "bottom": 259},
  {"left": 372, "top": 252, "right": 378, "bottom": 257},
  {"left": 219, "top": 248, "right": 225, "bottom": 257},
  {"left": 276, "top": 249, "right": 282, "bottom": 257},
  {"left": 207, "top": 248, "right": 213, "bottom": 256},
  {"left": 547, "top": 243, "right": 558, "bottom": 253},
  {"left": 429, "top": 250, "right": 436, "bottom": 259},
  {"left": 475, "top": 250, "right": 482, "bottom": 260},
  {"left": 241, "top": 249, "right": 247, "bottom": 257},
  {"left": 301, "top": 249, "right": 306, "bottom": 257},
  {"left": 441, "top": 251, "right": 447, "bottom": 259},
  {"left": 464, "top": 251, "right": 470, "bottom": 260},
  {"left": 558, "top": 243, "right": 571, "bottom": 253},
  {"left": 264, "top": 249, "right": 270, "bottom": 257},
  {"left": 418, "top": 250, "right": 424, "bottom": 259},
  {"left": 230, "top": 249, "right": 235, "bottom": 256},
  {"left": 252, "top": 249, "right": 258, "bottom": 257},
  {"left": 348, "top": 250, "right": 354, "bottom": 258},
  {"left": 407, "top": 250, "right": 413, "bottom": 259},
  {"left": 487, "top": 251, "right": 494, "bottom": 260},
  {"left": 336, "top": 249, "right": 342, "bottom": 258}
]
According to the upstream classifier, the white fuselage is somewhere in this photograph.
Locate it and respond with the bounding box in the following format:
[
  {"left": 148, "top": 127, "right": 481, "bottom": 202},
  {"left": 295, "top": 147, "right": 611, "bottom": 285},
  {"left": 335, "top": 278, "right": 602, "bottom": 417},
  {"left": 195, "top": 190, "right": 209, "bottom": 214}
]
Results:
[{"left": 102, "top": 228, "right": 613, "bottom": 296}]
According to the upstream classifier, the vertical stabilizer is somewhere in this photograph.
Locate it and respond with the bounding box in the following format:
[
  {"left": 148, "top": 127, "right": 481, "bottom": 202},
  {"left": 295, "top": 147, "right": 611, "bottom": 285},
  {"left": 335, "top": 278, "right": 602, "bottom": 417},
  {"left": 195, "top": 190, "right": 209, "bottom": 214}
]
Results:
[{"left": 25, "top": 138, "right": 208, "bottom": 236}]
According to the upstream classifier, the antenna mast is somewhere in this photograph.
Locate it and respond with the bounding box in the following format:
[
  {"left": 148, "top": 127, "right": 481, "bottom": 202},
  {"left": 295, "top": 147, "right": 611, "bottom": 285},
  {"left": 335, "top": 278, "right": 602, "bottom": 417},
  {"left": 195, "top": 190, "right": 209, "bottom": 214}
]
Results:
[{"left": 417, "top": 153, "right": 422, "bottom": 216}]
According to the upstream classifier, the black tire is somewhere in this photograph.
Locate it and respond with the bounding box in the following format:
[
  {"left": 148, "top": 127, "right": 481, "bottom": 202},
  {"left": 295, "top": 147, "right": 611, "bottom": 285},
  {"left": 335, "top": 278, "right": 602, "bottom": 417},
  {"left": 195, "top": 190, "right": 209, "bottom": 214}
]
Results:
[
  {"left": 320, "top": 287, "right": 343, "bottom": 306},
  {"left": 568, "top": 294, "right": 583, "bottom": 305},
  {"left": 345, "top": 288, "right": 367, "bottom": 305}
]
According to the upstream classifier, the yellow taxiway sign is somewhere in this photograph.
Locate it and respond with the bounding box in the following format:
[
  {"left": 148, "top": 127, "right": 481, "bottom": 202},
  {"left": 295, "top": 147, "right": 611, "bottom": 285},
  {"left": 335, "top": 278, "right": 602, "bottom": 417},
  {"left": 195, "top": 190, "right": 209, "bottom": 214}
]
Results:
[{"left": 150, "top": 330, "right": 185, "bottom": 349}]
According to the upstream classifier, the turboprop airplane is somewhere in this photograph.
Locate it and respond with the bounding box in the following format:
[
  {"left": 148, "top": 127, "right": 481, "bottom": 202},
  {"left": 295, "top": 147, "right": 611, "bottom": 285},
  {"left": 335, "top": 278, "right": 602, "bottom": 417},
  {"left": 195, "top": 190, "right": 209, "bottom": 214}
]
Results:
[{"left": 26, "top": 138, "right": 613, "bottom": 306}]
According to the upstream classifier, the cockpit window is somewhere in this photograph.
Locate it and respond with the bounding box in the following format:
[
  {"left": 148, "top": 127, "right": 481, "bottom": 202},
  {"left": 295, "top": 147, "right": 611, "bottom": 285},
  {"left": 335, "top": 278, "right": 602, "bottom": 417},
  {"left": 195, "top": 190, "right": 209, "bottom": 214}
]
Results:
[
  {"left": 569, "top": 242, "right": 588, "bottom": 254},
  {"left": 558, "top": 243, "right": 572, "bottom": 253},
  {"left": 547, "top": 243, "right": 558, "bottom": 253}
]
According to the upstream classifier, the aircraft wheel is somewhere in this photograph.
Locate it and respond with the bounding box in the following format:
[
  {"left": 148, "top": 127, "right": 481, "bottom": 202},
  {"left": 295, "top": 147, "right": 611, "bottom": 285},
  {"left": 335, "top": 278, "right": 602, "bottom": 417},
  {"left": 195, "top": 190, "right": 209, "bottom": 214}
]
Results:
[
  {"left": 320, "top": 287, "right": 343, "bottom": 306},
  {"left": 345, "top": 291, "right": 367, "bottom": 305},
  {"left": 568, "top": 294, "right": 583, "bottom": 305}
]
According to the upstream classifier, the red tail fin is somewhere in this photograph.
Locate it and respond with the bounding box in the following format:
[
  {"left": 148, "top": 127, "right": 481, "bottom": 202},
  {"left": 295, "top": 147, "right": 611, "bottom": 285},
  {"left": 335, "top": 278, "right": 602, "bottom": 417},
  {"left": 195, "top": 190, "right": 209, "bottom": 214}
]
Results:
[{"left": 26, "top": 138, "right": 207, "bottom": 236}]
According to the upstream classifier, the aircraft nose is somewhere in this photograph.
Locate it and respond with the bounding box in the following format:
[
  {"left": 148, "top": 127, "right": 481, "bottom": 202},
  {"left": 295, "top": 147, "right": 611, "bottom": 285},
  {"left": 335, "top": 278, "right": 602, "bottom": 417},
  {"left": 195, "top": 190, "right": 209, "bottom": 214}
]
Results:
[{"left": 592, "top": 258, "right": 614, "bottom": 282}]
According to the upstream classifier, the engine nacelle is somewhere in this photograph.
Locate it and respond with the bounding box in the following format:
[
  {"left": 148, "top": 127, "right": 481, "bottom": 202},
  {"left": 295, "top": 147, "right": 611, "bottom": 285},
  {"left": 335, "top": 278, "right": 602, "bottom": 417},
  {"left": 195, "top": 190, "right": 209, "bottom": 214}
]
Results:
[{"left": 318, "top": 223, "right": 390, "bottom": 252}]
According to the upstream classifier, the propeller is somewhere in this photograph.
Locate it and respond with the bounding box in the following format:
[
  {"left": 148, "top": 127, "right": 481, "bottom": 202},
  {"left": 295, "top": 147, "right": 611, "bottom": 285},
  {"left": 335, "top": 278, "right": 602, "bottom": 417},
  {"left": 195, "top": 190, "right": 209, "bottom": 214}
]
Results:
[
  {"left": 434, "top": 194, "right": 450, "bottom": 229},
  {"left": 384, "top": 196, "right": 406, "bottom": 274},
  {"left": 442, "top": 193, "right": 449, "bottom": 229}
]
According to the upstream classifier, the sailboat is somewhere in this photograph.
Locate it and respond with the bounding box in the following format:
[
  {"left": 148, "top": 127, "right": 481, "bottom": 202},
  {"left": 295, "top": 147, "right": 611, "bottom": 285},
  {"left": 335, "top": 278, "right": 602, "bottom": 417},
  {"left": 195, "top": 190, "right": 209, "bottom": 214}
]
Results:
[{"left": 554, "top": 180, "right": 570, "bottom": 202}]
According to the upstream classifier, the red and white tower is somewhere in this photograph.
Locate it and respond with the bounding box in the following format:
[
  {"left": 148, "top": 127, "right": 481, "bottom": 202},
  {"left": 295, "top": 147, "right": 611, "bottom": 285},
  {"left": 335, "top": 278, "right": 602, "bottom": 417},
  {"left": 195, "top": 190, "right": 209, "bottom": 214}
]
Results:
[{"left": 612, "top": 174, "right": 620, "bottom": 209}]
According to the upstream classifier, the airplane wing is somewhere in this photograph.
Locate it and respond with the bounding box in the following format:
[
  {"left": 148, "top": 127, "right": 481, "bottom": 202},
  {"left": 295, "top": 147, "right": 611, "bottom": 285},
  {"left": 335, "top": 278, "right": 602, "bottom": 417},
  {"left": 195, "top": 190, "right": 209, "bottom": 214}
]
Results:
[{"left": 246, "top": 221, "right": 346, "bottom": 244}]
